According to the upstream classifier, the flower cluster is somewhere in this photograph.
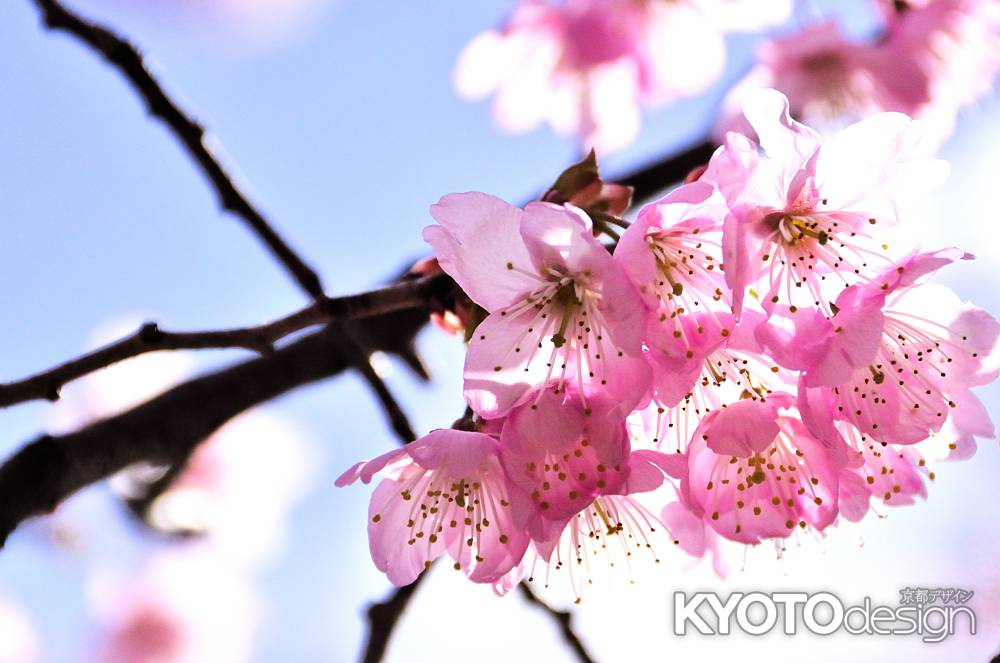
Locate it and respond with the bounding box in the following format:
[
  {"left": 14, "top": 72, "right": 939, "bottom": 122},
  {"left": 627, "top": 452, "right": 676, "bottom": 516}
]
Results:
[
  {"left": 717, "top": 0, "right": 1000, "bottom": 151},
  {"left": 453, "top": 0, "right": 791, "bottom": 153},
  {"left": 340, "top": 89, "right": 999, "bottom": 597},
  {"left": 456, "top": 0, "right": 1000, "bottom": 155}
]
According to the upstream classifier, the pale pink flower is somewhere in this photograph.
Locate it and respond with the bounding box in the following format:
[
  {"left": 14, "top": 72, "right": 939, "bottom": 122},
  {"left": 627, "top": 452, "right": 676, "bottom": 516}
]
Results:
[
  {"left": 453, "top": 0, "right": 729, "bottom": 153},
  {"left": 715, "top": 22, "right": 929, "bottom": 139},
  {"left": 762, "top": 250, "right": 1000, "bottom": 449},
  {"left": 424, "top": 192, "right": 650, "bottom": 418},
  {"left": 498, "top": 384, "right": 632, "bottom": 538},
  {"left": 678, "top": 393, "right": 842, "bottom": 543},
  {"left": 635, "top": 309, "right": 797, "bottom": 452},
  {"left": 614, "top": 180, "right": 728, "bottom": 325},
  {"left": 879, "top": 0, "right": 1000, "bottom": 149},
  {"left": 336, "top": 429, "right": 530, "bottom": 586},
  {"left": 721, "top": 3, "right": 1000, "bottom": 151},
  {"left": 704, "top": 88, "right": 949, "bottom": 316},
  {"left": 91, "top": 550, "right": 258, "bottom": 663},
  {"left": 834, "top": 421, "right": 932, "bottom": 522},
  {"left": 139, "top": 409, "right": 316, "bottom": 567},
  {"left": 494, "top": 447, "right": 686, "bottom": 598},
  {"left": 46, "top": 319, "right": 315, "bottom": 566}
]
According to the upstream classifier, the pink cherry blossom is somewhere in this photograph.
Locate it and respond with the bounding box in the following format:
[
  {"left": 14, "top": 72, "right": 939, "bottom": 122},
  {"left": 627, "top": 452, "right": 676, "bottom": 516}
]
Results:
[
  {"left": 636, "top": 309, "right": 797, "bottom": 452},
  {"left": 720, "top": 3, "right": 1000, "bottom": 152},
  {"left": 715, "top": 22, "right": 930, "bottom": 139},
  {"left": 765, "top": 250, "right": 1000, "bottom": 449},
  {"left": 614, "top": 180, "right": 728, "bottom": 327},
  {"left": 494, "top": 447, "right": 688, "bottom": 598},
  {"left": 453, "top": 0, "right": 734, "bottom": 153},
  {"left": 91, "top": 550, "right": 258, "bottom": 663},
  {"left": 680, "top": 394, "right": 842, "bottom": 544},
  {"left": 139, "top": 409, "right": 316, "bottom": 567},
  {"left": 336, "top": 428, "right": 530, "bottom": 586},
  {"left": 424, "top": 192, "right": 651, "bottom": 418},
  {"left": 879, "top": 0, "right": 1000, "bottom": 150},
  {"left": 498, "top": 384, "right": 632, "bottom": 537},
  {"left": 834, "top": 421, "right": 932, "bottom": 522},
  {"left": 703, "top": 88, "right": 949, "bottom": 316}
]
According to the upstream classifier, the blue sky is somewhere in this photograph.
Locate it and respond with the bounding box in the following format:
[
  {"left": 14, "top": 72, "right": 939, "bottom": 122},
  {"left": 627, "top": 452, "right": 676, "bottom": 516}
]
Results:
[{"left": 2, "top": 0, "right": 999, "bottom": 660}]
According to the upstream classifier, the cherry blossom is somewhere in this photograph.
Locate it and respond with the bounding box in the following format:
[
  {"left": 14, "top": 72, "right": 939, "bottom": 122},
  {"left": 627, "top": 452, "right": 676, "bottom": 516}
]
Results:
[
  {"left": 454, "top": 0, "right": 752, "bottom": 153},
  {"left": 336, "top": 428, "right": 530, "bottom": 586},
  {"left": 424, "top": 192, "right": 650, "bottom": 418},
  {"left": 715, "top": 22, "right": 929, "bottom": 139},
  {"left": 759, "top": 250, "right": 1000, "bottom": 450},
  {"left": 680, "top": 394, "right": 842, "bottom": 544},
  {"left": 704, "top": 88, "right": 949, "bottom": 316}
]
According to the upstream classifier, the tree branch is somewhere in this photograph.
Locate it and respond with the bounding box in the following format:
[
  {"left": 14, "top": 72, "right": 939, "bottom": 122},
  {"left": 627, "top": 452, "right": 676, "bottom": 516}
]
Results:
[
  {"left": 31, "top": 0, "right": 324, "bottom": 299},
  {"left": 518, "top": 584, "right": 597, "bottom": 663},
  {"left": 617, "top": 139, "right": 716, "bottom": 204},
  {"left": 0, "top": 272, "right": 454, "bottom": 409},
  {"left": 361, "top": 574, "right": 427, "bottom": 663},
  {"left": 0, "top": 291, "right": 448, "bottom": 548}
]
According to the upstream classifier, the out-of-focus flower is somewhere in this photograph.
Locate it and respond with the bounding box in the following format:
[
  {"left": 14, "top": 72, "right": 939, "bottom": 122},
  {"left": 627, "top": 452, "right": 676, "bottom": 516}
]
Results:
[
  {"left": 719, "top": 1, "right": 1000, "bottom": 151},
  {"left": 90, "top": 551, "right": 258, "bottom": 663},
  {"left": 142, "top": 409, "right": 316, "bottom": 567},
  {"left": 80, "top": 0, "right": 332, "bottom": 48},
  {"left": 47, "top": 318, "right": 316, "bottom": 567},
  {"left": 0, "top": 598, "right": 39, "bottom": 663},
  {"left": 423, "top": 192, "right": 651, "bottom": 418},
  {"left": 455, "top": 0, "right": 791, "bottom": 153},
  {"left": 716, "top": 22, "right": 930, "bottom": 138}
]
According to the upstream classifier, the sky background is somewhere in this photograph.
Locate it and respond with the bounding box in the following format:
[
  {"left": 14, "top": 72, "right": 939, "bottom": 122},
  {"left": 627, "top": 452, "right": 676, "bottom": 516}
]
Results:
[{"left": 1, "top": 0, "right": 1000, "bottom": 661}]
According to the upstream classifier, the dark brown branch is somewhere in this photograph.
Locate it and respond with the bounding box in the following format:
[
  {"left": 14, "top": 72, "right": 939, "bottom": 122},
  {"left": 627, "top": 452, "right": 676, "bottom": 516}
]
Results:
[
  {"left": 617, "top": 139, "right": 716, "bottom": 204},
  {"left": 518, "top": 584, "right": 597, "bottom": 663},
  {"left": 31, "top": 0, "right": 324, "bottom": 298},
  {"left": 0, "top": 272, "right": 454, "bottom": 409},
  {"left": 362, "top": 574, "right": 427, "bottom": 663},
  {"left": 338, "top": 326, "right": 418, "bottom": 444},
  {"left": 0, "top": 280, "right": 451, "bottom": 548}
]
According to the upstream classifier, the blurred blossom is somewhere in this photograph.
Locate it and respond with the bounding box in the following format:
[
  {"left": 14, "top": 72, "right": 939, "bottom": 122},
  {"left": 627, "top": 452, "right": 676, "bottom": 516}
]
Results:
[
  {"left": 47, "top": 316, "right": 317, "bottom": 566},
  {"left": 718, "top": 1, "right": 1000, "bottom": 151},
  {"left": 0, "top": 598, "right": 40, "bottom": 663},
  {"left": 144, "top": 409, "right": 317, "bottom": 567},
  {"left": 715, "top": 22, "right": 927, "bottom": 138},
  {"left": 880, "top": 0, "right": 1000, "bottom": 148},
  {"left": 89, "top": 550, "right": 259, "bottom": 663},
  {"left": 78, "top": 0, "right": 333, "bottom": 49},
  {"left": 454, "top": 0, "right": 791, "bottom": 154}
]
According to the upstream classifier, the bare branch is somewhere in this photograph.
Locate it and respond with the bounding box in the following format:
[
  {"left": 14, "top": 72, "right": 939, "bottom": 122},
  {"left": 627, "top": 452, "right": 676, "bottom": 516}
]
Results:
[
  {"left": 618, "top": 139, "right": 716, "bottom": 204},
  {"left": 518, "top": 584, "right": 598, "bottom": 663},
  {"left": 0, "top": 291, "right": 445, "bottom": 548},
  {"left": 338, "top": 326, "right": 418, "bottom": 444},
  {"left": 31, "top": 0, "right": 324, "bottom": 298},
  {"left": 0, "top": 272, "right": 454, "bottom": 409},
  {"left": 362, "top": 574, "right": 427, "bottom": 663}
]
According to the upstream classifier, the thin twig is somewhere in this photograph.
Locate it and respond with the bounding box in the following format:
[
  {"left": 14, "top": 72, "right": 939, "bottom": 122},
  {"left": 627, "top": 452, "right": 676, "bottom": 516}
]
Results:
[
  {"left": 361, "top": 574, "right": 427, "bottom": 663},
  {"left": 31, "top": 0, "right": 324, "bottom": 298},
  {"left": 518, "top": 584, "right": 598, "bottom": 663},
  {"left": 0, "top": 311, "right": 434, "bottom": 547},
  {"left": 339, "top": 326, "right": 418, "bottom": 444},
  {"left": 0, "top": 272, "right": 454, "bottom": 409}
]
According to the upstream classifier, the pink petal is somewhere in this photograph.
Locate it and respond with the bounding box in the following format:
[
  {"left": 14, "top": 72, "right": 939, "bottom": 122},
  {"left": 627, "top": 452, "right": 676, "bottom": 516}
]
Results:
[{"left": 425, "top": 192, "right": 539, "bottom": 312}]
